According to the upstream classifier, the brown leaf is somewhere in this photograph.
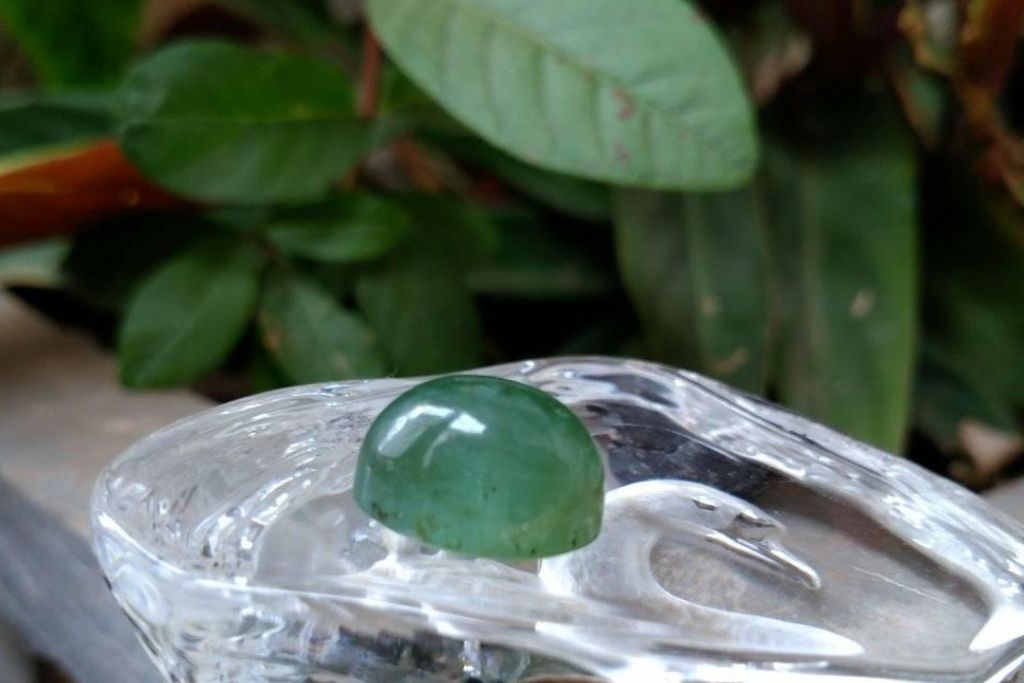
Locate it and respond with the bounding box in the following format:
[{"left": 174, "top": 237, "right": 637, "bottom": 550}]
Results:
[
  {"left": 942, "top": 1, "right": 1024, "bottom": 205},
  {"left": 0, "top": 140, "right": 180, "bottom": 247},
  {"left": 958, "top": 0, "right": 1024, "bottom": 116},
  {"left": 898, "top": 0, "right": 958, "bottom": 73}
]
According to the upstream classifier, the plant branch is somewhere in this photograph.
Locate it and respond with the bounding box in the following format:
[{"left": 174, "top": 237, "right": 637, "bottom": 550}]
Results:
[
  {"left": 358, "top": 27, "right": 382, "bottom": 119},
  {"left": 395, "top": 139, "right": 446, "bottom": 192}
]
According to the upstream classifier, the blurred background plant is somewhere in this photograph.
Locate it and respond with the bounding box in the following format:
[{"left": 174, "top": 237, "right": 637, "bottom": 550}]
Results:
[{"left": 0, "top": 0, "right": 1022, "bottom": 487}]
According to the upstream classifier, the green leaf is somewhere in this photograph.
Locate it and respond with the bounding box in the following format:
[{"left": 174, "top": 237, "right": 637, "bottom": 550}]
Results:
[
  {"left": 118, "top": 238, "right": 264, "bottom": 387},
  {"left": 119, "top": 40, "right": 372, "bottom": 203},
  {"left": 214, "top": 0, "right": 343, "bottom": 48},
  {"left": 469, "top": 211, "right": 615, "bottom": 299},
  {"left": 258, "top": 268, "right": 387, "bottom": 383},
  {"left": 206, "top": 206, "right": 272, "bottom": 232},
  {"left": 0, "top": 238, "right": 68, "bottom": 287},
  {"left": 613, "top": 188, "right": 770, "bottom": 392},
  {"left": 246, "top": 334, "right": 291, "bottom": 393},
  {"left": 0, "top": 0, "right": 142, "bottom": 86},
  {"left": 380, "top": 69, "right": 466, "bottom": 136},
  {"left": 265, "top": 194, "right": 411, "bottom": 263},
  {"left": 300, "top": 261, "right": 358, "bottom": 299},
  {"left": 0, "top": 92, "right": 112, "bottom": 156},
  {"left": 367, "top": 0, "right": 757, "bottom": 190},
  {"left": 434, "top": 136, "right": 611, "bottom": 220},
  {"left": 763, "top": 107, "right": 918, "bottom": 451},
  {"left": 62, "top": 213, "right": 208, "bottom": 312},
  {"left": 356, "top": 233, "right": 482, "bottom": 376},
  {"left": 478, "top": 151, "right": 611, "bottom": 221},
  {"left": 915, "top": 347, "right": 1018, "bottom": 455},
  {"left": 393, "top": 194, "right": 499, "bottom": 266},
  {"left": 922, "top": 170, "right": 1024, "bottom": 415}
]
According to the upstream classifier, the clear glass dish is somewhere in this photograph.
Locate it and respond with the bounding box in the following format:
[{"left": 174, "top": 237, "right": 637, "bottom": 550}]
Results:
[{"left": 92, "top": 357, "right": 1024, "bottom": 682}]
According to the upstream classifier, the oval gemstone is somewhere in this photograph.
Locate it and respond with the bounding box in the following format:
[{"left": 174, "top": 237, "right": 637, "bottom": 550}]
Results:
[{"left": 354, "top": 375, "right": 604, "bottom": 559}]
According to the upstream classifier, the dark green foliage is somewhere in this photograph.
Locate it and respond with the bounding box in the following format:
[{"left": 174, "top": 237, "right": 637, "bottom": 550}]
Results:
[
  {"left": 0, "top": 0, "right": 141, "bottom": 86},
  {"left": 920, "top": 166, "right": 1024, "bottom": 443},
  {"left": 0, "top": 0, "right": 1022, "bottom": 472},
  {"left": 760, "top": 108, "right": 918, "bottom": 450},
  {"left": 62, "top": 213, "right": 210, "bottom": 312},
  {"left": 435, "top": 137, "right": 612, "bottom": 222},
  {"left": 265, "top": 194, "right": 411, "bottom": 264},
  {"left": 614, "top": 187, "right": 770, "bottom": 394},
  {"left": 349, "top": 196, "right": 493, "bottom": 376},
  {"left": 117, "top": 236, "right": 264, "bottom": 387},
  {"left": 470, "top": 211, "right": 616, "bottom": 300},
  {"left": 259, "top": 268, "right": 387, "bottom": 383},
  {"left": 119, "top": 41, "right": 373, "bottom": 202}
]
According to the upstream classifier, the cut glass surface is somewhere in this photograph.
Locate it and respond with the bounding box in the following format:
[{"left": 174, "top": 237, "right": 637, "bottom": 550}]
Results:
[{"left": 91, "top": 358, "right": 1024, "bottom": 682}]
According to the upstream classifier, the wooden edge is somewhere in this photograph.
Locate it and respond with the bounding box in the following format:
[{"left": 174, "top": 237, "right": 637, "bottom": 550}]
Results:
[{"left": 0, "top": 476, "right": 162, "bottom": 683}]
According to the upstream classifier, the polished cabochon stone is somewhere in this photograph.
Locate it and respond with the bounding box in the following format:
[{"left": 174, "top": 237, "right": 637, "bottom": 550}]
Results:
[{"left": 354, "top": 375, "right": 605, "bottom": 559}]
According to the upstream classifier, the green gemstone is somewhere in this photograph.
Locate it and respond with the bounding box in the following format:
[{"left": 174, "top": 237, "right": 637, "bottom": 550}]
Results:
[{"left": 354, "top": 375, "right": 604, "bottom": 559}]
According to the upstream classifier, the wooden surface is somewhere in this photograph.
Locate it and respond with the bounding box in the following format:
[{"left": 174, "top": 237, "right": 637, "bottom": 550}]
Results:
[
  {"left": 0, "top": 476, "right": 164, "bottom": 682},
  {"left": 987, "top": 478, "right": 1024, "bottom": 526},
  {"left": 0, "top": 292, "right": 211, "bottom": 682},
  {"left": 0, "top": 294, "right": 211, "bottom": 537}
]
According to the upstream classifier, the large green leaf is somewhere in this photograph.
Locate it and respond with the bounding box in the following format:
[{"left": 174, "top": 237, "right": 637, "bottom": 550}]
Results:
[
  {"left": 763, "top": 109, "right": 918, "bottom": 451},
  {"left": 118, "top": 238, "right": 264, "bottom": 387},
  {"left": 259, "top": 269, "right": 387, "bottom": 383},
  {"left": 0, "top": 0, "right": 141, "bottom": 86},
  {"left": 265, "top": 194, "right": 410, "bottom": 263},
  {"left": 119, "top": 41, "right": 372, "bottom": 203},
  {"left": 613, "top": 188, "right": 770, "bottom": 392},
  {"left": 367, "top": 0, "right": 757, "bottom": 189}
]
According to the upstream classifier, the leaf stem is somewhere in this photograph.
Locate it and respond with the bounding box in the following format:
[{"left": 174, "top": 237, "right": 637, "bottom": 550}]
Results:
[
  {"left": 396, "top": 139, "right": 445, "bottom": 192},
  {"left": 358, "top": 27, "right": 382, "bottom": 119}
]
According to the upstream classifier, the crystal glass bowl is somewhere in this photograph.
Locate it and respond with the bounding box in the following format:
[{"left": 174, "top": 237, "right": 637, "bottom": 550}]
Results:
[{"left": 91, "top": 357, "right": 1024, "bottom": 682}]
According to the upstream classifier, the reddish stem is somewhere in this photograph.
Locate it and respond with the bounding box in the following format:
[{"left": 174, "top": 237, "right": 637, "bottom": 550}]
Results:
[
  {"left": 395, "top": 139, "right": 445, "bottom": 192},
  {"left": 358, "top": 27, "right": 382, "bottom": 119}
]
